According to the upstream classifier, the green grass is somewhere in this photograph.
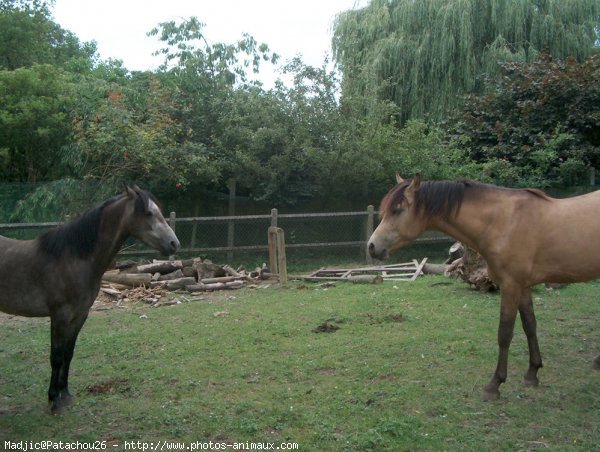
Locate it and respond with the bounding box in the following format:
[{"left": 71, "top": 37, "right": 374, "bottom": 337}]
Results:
[{"left": 0, "top": 276, "right": 598, "bottom": 450}]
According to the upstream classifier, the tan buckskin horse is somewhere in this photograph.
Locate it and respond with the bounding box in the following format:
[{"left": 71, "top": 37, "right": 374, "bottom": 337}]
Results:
[
  {"left": 368, "top": 174, "right": 599, "bottom": 400},
  {"left": 0, "top": 186, "right": 179, "bottom": 412}
]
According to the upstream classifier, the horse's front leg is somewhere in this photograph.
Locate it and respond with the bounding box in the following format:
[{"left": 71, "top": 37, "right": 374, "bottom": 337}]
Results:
[
  {"left": 518, "top": 291, "right": 543, "bottom": 386},
  {"left": 49, "top": 309, "right": 89, "bottom": 414},
  {"left": 483, "top": 285, "right": 520, "bottom": 401}
]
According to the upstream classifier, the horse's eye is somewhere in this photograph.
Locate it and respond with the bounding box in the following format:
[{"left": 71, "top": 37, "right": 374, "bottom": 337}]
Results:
[
  {"left": 146, "top": 211, "right": 154, "bottom": 217},
  {"left": 393, "top": 206, "right": 405, "bottom": 215}
]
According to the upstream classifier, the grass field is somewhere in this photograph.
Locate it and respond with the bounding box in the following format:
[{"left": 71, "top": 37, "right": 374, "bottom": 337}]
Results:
[{"left": 0, "top": 275, "right": 598, "bottom": 450}]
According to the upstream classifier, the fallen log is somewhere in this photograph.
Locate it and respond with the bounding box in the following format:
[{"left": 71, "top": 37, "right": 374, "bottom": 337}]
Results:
[
  {"left": 422, "top": 263, "right": 449, "bottom": 275},
  {"left": 102, "top": 272, "right": 152, "bottom": 287},
  {"left": 193, "top": 259, "right": 226, "bottom": 279},
  {"left": 222, "top": 264, "right": 243, "bottom": 278},
  {"left": 100, "top": 286, "right": 122, "bottom": 297},
  {"left": 130, "top": 260, "right": 183, "bottom": 274},
  {"left": 348, "top": 275, "right": 383, "bottom": 284},
  {"left": 205, "top": 280, "right": 245, "bottom": 290},
  {"left": 182, "top": 266, "right": 197, "bottom": 278},
  {"left": 115, "top": 260, "right": 139, "bottom": 271},
  {"left": 186, "top": 280, "right": 245, "bottom": 292},
  {"left": 166, "top": 277, "right": 197, "bottom": 290},
  {"left": 200, "top": 275, "right": 245, "bottom": 284},
  {"left": 185, "top": 282, "right": 205, "bottom": 292},
  {"left": 151, "top": 277, "right": 196, "bottom": 290},
  {"left": 157, "top": 269, "right": 184, "bottom": 281}
]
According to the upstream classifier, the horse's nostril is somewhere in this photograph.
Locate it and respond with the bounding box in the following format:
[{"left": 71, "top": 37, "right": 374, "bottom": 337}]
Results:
[{"left": 368, "top": 242, "right": 375, "bottom": 251}]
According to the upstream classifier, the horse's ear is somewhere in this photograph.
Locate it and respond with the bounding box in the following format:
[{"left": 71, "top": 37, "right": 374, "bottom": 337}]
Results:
[
  {"left": 412, "top": 173, "right": 421, "bottom": 189},
  {"left": 125, "top": 185, "right": 138, "bottom": 200},
  {"left": 395, "top": 173, "right": 405, "bottom": 184},
  {"left": 404, "top": 173, "right": 421, "bottom": 205}
]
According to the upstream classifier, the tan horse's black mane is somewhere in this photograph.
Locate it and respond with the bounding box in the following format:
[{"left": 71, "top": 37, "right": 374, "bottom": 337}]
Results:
[
  {"left": 39, "top": 188, "right": 156, "bottom": 259},
  {"left": 380, "top": 179, "right": 549, "bottom": 220}
]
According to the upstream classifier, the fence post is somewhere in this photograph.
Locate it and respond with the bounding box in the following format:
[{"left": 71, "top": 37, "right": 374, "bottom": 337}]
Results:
[
  {"left": 169, "top": 211, "right": 177, "bottom": 232},
  {"left": 268, "top": 226, "right": 278, "bottom": 274},
  {"left": 271, "top": 208, "right": 278, "bottom": 227},
  {"left": 169, "top": 211, "right": 177, "bottom": 260},
  {"left": 276, "top": 228, "right": 288, "bottom": 284},
  {"left": 366, "top": 205, "right": 375, "bottom": 264},
  {"left": 190, "top": 204, "right": 199, "bottom": 250},
  {"left": 268, "top": 226, "right": 287, "bottom": 284},
  {"left": 227, "top": 178, "right": 236, "bottom": 263}
]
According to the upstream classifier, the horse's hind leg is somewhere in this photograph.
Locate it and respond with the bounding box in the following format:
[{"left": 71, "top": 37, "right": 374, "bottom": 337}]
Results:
[
  {"left": 49, "top": 309, "right": 89, "bottom": 413},
  {"left": 519, "top": 292, "right": 543, "bottom": 386},
  {"left": 483, "top": 285, "right": 520, "bottom": 401}
]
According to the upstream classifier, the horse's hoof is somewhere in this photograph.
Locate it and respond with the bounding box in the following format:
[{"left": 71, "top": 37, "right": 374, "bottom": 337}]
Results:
[
  {"left": 483, "top": 388, "right": 500, "bottom": 401},
  {"left": 50, "top": 402, "right": 64, "bottom": 415},
  {"left": 523, "top": 377, "right": 539, "bottom": 387},
  {"left": 593, "top": 356, "right": 600, "bottom": 370},
  {"left": 49, "top": 394, "right": 73, "bottom": 414}
]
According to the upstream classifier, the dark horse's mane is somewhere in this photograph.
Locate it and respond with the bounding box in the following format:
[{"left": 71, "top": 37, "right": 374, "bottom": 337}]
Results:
[
  {"left": 380, "top": 179, "right": 549, "bottom": 220},
  {"left": 38, "top": 188, "right": 155, "bottom": 259}
]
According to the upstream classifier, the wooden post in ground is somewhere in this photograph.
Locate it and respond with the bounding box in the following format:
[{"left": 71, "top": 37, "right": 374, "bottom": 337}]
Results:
[
  {"left": 169, "top": 211, "right": 177, "bottom": 260},
  {"left": 227, "top": 178, "right": 236, "bottom": 263},
  {"left": 268, "top": 226, "right": 287, "bottom": 284},
  {"left": 268, "top": 226, "right": 278, "bottom": 274},
  {"left": 190, "top": 203, "right": 199, "bottom": 250},
  {"left": 366, "top": 205, "right": 375, "bottom": 264},
  {"left": 169, "top": 211, "right": 177, "bottom": 233},
  {"left": 276, "top": 228, "right": 287, "bottom": 284}
]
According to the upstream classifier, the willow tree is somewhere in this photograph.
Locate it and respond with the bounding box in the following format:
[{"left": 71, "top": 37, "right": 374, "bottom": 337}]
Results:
[{"left": 332, "top": 0, "right": 600, "bottom": 124}]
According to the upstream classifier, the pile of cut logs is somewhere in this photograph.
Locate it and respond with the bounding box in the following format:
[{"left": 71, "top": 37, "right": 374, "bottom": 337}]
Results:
[{"left": 102, "top": 258, "right": 273, "bottom": 292}]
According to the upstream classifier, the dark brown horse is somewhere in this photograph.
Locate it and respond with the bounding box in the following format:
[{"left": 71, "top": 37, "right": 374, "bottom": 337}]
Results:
[
  {"left": 0, "top": 186, "right": 179, "bottom": 412},
  {"left": 368, "top": 174, "right": 599, "bottom": 400}
]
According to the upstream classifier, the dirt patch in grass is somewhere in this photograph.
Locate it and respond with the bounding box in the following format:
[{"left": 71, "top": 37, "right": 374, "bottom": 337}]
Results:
[
  {"left": 385, "top": 314, "right": 405, "bottom": 323},
  {"left": 86, "top": 378, "right": 131, "bottom": 395},
  {"left": 364, "top": 312, "right": 405, "bottom": 324},
  {"left": 315, "top": 367, "right": 337, "bottom": 375},
  {"left": 312, "top": 322, "right": 340, "bottom": 333}
]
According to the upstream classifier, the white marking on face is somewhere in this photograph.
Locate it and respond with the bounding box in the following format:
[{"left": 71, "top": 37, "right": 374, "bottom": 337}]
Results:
[{"left": 149, "top": 200, "right": 161, "bottom": 216}]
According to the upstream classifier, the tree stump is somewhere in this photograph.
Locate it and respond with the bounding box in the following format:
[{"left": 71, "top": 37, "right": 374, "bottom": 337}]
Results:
[{"left": 447, "top": 244, "right": 498, "bottom": 292}]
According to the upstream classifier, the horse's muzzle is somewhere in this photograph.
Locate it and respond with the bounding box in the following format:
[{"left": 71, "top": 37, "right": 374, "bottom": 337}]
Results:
[
  {"left": 368, "top": 241, "right": 389, "bottom": 261},
  {"left": 162, "top": 237, "right": 180, "bottom": 256}
]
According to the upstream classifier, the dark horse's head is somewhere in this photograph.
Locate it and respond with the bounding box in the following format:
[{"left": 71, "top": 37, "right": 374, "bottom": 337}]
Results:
[
  {"left": 123, "top": 185, "right": 180, "bottom": 256},
  {"left": 39, "top": 185, "right": 180, "bottom": 259}
]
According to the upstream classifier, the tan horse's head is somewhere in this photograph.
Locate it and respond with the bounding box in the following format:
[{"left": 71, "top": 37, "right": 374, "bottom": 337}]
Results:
[{"left": 368, "top": 174, "right": 428, "bottom": 260}]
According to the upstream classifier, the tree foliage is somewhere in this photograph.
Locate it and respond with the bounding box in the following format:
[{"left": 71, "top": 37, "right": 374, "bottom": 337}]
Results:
[
  {"left": 332, "top": 0, "right": 600, "bottom": 124},
  {"left": 1, "top": 2, "right": 599, "bottom": 219},
  {"left": 451, "top": 53, "right": 600, "bottom": 187},
  {"left": 149, "top": 17, "right": 278, "bottom": 87},
  {"left": 0, "top": 64, "right": 75, "bottom": 181},
  {"left": 0, "top": 0, "right": 97, "bottom": 183},
  {"left": 0, "top": 0, "right": 96, "bottom": 70}
]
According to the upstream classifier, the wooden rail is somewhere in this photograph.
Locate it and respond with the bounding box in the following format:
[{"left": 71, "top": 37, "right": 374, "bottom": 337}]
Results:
[{"left": 0, "top": 206, "right": 452, "bottom": 260}]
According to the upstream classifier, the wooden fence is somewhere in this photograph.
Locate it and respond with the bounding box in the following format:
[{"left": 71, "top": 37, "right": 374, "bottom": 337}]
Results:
[{"left": 0, "top": 206, "right": 452, "bottom": 262}]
